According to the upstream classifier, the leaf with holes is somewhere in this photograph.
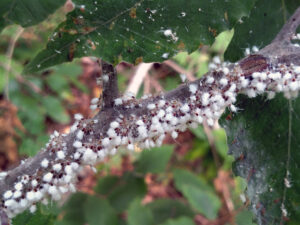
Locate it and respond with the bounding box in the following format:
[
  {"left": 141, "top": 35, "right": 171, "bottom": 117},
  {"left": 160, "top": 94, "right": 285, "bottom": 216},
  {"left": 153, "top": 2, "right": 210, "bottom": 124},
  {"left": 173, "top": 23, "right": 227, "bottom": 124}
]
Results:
[
  {"left": 25, "top": 0, "right": 256, "bottom": 72},
  {"left": 225, "top": 0, "right": 300, "bottom": 61},
  {"left": 220, "top": 94, "right": 300, "bottom": 225}
]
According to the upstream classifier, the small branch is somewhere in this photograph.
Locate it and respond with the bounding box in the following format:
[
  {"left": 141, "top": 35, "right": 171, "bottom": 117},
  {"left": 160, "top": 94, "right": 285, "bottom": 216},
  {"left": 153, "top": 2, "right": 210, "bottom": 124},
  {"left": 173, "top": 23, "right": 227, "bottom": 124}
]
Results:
[
  {"left": 101, "top": 61, "right": 119, "bottom": 108},
  {"left": 143, "top": 75, "right": 151, "bottom": 94},
  {"left": 148, "top": 75, "right": 164, "bottom": 92},
  {"left": 273, "top": 7, "right": 300, "bottom": 43},
  {"left": 164, "top": 60, "right": 196, "bottom": 81},
  {"left": 0, "top": 208, "right": 10, "bottom": 225},
  {"left": 260, "top": 7, "right": 300, "bottom": 58},
  {"left": 126, "top": 63, "right": 153, "bottom": 95},
  {"left": 0, "top": 62, "right": 42, "bottom": 94},
  {"left": 4, "top": 26, "right": 24, "bottom": 100}
]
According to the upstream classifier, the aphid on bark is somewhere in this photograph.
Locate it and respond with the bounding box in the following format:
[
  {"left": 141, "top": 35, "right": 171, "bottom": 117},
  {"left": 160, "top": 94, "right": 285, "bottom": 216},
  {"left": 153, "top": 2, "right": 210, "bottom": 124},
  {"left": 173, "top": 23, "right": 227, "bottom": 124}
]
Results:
[{"left": 239, "top": 54, "right": 268, "bottom": 77}]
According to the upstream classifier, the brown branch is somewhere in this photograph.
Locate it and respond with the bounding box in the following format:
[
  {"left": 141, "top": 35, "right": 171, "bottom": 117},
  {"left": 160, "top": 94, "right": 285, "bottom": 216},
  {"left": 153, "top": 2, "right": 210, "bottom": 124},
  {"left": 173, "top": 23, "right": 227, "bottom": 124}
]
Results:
[
  {"left": 101, "top": 60, "right": 119, "bottom": 108},
  {"left": 1, "top": 6, "right": 300, "bottom": 219},
  {"left": 0, "top": 208, "right": 10, "bottom": 225},
  {"left": 260, "top": 7, "right": 300, "bottom": 59},
  {"left": 273, "top": 7, "right": 300, "bottom": 43},
  {"left": 164, "top": 60, "right": 196, "bottom": 81}
]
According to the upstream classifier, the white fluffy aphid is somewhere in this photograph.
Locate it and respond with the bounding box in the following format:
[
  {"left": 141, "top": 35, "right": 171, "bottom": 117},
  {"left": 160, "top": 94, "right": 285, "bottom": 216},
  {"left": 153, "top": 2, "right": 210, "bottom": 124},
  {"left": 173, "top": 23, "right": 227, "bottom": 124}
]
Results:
[
  {"left": 73, "top": 141, "right": 82, "bottom": 148},
  {"left": 74, "top": 113, "right": 83, "bottom": 121},
  {"left": 41, "top": 159, "right": 49, "bottom": 168},
  {"left": 43, "top": 173, "right": 53, "bottom": 183},
  {"left": 219, "top": 78, "right": 228, "bottom": 86},
  {"left": 91, "top": 98, "right": 99, "bottom": 105},
  {"left": 189, "top": 84, "right": 198, "bottom": 94},
  {"left": 76, "top": 130, "right": 84, "bottom": 140},
  {"left": 57, "top": 151, "right": 65, "bottom": 160}
]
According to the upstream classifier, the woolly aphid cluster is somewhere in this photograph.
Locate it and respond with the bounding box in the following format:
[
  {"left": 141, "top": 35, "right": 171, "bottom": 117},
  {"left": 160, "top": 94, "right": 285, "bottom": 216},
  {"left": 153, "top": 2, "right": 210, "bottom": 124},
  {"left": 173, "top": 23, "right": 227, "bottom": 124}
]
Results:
[{"left": 1, "top": 54, "right": 300, "bottom": 218}]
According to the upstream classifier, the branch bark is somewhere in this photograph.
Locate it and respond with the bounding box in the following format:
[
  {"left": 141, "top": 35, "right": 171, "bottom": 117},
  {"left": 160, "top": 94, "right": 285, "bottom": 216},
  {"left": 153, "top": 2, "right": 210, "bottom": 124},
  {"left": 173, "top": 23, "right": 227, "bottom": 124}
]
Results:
[
  {"left": 1, "top": 6, "right": 300, "bottom": 220},
  {"left": 101, "top": 60, "right": 119, "bottom": 108}
]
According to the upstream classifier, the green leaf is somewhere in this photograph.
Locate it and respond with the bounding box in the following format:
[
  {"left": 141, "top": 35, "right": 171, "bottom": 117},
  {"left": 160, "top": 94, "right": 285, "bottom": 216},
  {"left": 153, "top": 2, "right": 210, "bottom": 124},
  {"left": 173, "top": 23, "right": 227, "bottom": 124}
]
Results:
[
  {"left": 58, "top": 193, "right": 88, "bottom": 225},
  {"left": 0, "top": 0, "right": 64, "bottom": 31},
  {"left": 42, "top": 96, "right": 70, "bottom": 124},
  {"left": 107, "top": 173, "right": 147, "bottom": 212},
  {"left": 159, "top": 216, "right": 195, "bottom": 225},
  {"left": 220, "top": 94, "right": 300, "bottom": 225},
  {"left": 46, "top": 74, "right": 70, "bottom": 95},
  {"left": 25, "top": 0, "right": 256, "bottom": 72},
  {"left": 173, "top": 169, "right": 211, "bottom": 192},
  {"left": 173, "top": 169, "right": 221, "bottom": 219},
  {"left": 212, "top": 129, "right": 233, "bottom": 169},
  {"left": 12, "top": 204, "right": 56, "bottom": 225},
  {"left": 127, "top": 198, "right": 154, "bottom": 225},
  {"left": 83, "top": 196, "right": 118, "bottom": 225},
  {"left": 225, "top": 0, "right": 299, "bottom": 61},
  {"left": 19, "top": 134, "right": 48, "bottom": 156},
  {"left": 135, "top": 145, "right": 173, "bottom": 174},
  {"left": 190, "top": 126, "right": 207, "bottom": 140},
  {"left": 94, "top": 176, "right": 120, "bottom": 196},
  {"left": 181, "top": 185, "right": 221, "bottom": 220},
  {"left": 146, "top": 199, "right": 194, "bottom": 224}
]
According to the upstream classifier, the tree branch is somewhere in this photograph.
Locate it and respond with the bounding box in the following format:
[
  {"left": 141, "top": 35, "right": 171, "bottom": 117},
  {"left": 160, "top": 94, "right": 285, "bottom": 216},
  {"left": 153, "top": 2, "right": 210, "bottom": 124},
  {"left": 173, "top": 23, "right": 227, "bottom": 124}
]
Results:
[
  {"left": 273, "top": 7, "right": 300, "bottom": 43},
  {"left": 260, "top": 7, "right": 300, "bottom": 60},
  {"left": 0, "top": 208, "right": 9, "bottom": 225},
  {"left": 2, "top": 6, "right": 300, "bottom": 219}
]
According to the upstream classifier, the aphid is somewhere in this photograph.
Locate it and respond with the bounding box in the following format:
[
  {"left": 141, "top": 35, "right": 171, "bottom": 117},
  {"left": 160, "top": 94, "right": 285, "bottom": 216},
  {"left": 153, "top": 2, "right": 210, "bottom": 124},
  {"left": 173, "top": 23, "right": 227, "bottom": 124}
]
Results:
[{"left": 239, "top": 54, "right": 268, "bottom": 77}]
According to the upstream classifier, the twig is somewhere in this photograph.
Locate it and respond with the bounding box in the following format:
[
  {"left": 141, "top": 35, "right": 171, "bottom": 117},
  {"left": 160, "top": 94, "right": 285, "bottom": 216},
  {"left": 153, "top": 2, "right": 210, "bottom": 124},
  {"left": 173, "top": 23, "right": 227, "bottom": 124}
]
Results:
[
  {"left": 0, "top": 208, "right": 10, "bottom": 225},
  {"left": 148, "top": 75, "right": 164, "bottom": 92},
  {"left": 101, "top": 61, "right": 119, "bottom": 108},
  {"left": 143, "top": 75, "right": 151, "bottom": 94},
  {"left": 273, "top": 7, "right": 300, "bottom": 43},
  {"left": 164, "top": 60, "right": 196, "bottom": 81},
  {"left": 4, "top": 26, "right": 24, "bottom": 100},
  {"left": 126, "top": 63, "right": 153, "bottom": 95},
  {"left": 0, "top": 62, "right": 42, "bottom": 94},
  {"left": 260, "top": 7, "right": 300, "bottom": 59}
]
